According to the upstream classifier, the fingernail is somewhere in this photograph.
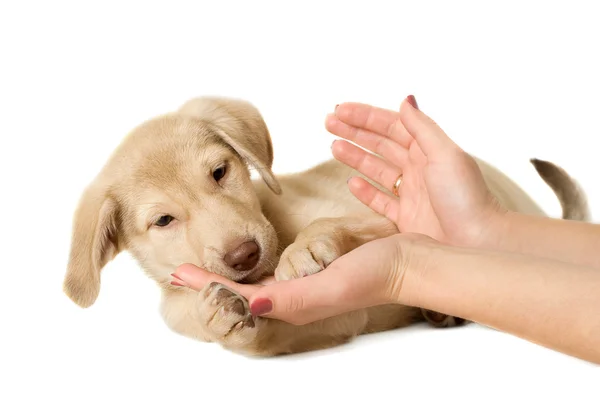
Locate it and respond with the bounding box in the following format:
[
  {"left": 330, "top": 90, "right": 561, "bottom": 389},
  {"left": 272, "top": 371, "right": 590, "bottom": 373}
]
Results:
[
  {"left": 331, "top": 139, "right": 337, "bottom": 149},
  {"left": 347, "top": 176, "right": 353, "bottom": 184},
  {"left": 334, "top": 104, "right": 339, "bottom": 112},
  {"left": 407, "top": 95, "right": 419, "bottom": 110},
  {"left": 170, "top": 273, "right": 189, "bottom": 287},
  {"left": 250, "top": 298, "right": 273, "bottom": 316}
]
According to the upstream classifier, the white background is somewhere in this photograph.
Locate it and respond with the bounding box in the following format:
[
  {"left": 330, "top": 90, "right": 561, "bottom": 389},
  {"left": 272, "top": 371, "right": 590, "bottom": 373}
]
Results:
[{"left": 1, "top": 1, "right": 599, "bottom": 402}]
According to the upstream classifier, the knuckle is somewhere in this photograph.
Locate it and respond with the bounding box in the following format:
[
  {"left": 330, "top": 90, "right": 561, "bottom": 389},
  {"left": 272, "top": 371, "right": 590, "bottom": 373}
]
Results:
[
  {"left": 364, "top": 110, "right": 376, "bottom": 129},
  {"left": 371, "top": 191, "right": 391, "bottom": 215},
  {"left": 285, "top": 294, "right": 306, "bottom": 315},
  {"left": 376, "top": 164, "right": 387, "bottom": 182},
  {"left": 356, "top": 151, "right": 369, "bottom": 172},
  {"left": 386, "top": 118, "right": 401, "bottom": 138},
  {"left": 374, "top": 136, "right": 388, "bottom": 156}
]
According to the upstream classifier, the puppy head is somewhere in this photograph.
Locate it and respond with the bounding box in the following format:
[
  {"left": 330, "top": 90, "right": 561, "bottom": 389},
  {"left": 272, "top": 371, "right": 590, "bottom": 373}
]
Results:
[{"left": 63, "top": 97, "right": 281, "bottom": 308}]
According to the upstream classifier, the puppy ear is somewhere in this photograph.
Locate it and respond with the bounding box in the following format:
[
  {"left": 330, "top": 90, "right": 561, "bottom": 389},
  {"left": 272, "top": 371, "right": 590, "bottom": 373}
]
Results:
[
  {"left": 63, "top": 182, "right": 121, "bottom": 308},
  {"left": 178, "top": 97, "right": 282, "bottom": 194}
]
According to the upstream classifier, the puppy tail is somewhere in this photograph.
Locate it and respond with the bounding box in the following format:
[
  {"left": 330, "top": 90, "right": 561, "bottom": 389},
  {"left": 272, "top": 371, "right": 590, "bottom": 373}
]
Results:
[{"left": 530, "top": 158, "right": 590, "bottom": 221}]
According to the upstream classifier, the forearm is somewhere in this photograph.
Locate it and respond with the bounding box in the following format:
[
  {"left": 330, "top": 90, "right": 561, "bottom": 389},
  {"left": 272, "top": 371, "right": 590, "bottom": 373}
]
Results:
[
  {"left": 484, "top": 211, "right": 600, "bottom": 269},
  {"left": 403, "top": 244, "right": 600, "bottom": 364}
]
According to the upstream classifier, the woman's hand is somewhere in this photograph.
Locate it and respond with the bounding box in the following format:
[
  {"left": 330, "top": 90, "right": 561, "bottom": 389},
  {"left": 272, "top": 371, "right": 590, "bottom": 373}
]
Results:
[
  {"left": 327, "top": 96, "right": 506, "bottom": 248},
  {"left": 172, "top": 229, "right": 600, "bottom": 364},
  {"left": 172, "top": 233, "right": 436, "bottom": 325}
]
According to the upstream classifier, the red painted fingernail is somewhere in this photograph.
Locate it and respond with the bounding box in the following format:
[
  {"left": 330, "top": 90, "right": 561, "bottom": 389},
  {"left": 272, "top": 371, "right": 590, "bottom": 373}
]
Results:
[
  {"left": 407, "top": 95, "right": 419, "bottom": 110},
  {"left": 170, "top": 273, "right": 189, "bottom": 287},
  {"left": 250, "top": 298, "right": 273, "bottom": 316}
]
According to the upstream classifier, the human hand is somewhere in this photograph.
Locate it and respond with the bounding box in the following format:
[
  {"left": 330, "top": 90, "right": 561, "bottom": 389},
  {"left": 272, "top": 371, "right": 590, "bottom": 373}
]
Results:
[
  {"left": 327, "top": 96, "right": 506, "bottom": 248},
  {"left": 171, "top": 233, "right": 434, "bottom": 325}
]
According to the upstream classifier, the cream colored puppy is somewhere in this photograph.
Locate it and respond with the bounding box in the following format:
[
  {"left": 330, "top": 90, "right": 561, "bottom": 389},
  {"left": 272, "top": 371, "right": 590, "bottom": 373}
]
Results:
[{"left": 63, "top": 96, "right": 589, "bottom": 356}]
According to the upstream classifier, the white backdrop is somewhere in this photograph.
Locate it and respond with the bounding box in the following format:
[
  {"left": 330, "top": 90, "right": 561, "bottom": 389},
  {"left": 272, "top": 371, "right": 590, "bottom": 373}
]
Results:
[{"left": 1, "top": 1, "right": 598, "bottom": 402}]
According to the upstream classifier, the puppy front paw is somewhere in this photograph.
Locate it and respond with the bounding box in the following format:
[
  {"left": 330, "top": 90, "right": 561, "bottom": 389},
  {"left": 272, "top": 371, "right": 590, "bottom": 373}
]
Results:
[
  {"left": 275, "top": 235, "right": 342, "bottom": 281},
  {"left": 199, "top": 282, "right": 259, "bottom": 344}
]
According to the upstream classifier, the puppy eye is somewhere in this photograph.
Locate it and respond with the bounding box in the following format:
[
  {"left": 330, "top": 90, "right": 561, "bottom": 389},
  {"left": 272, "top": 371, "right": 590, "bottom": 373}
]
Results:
[
  {"left": 154, "top": 215, "right": 174, "bottom": 227},
  {"left": 212, "top": 165, "right": 227, "bottom": 182}
]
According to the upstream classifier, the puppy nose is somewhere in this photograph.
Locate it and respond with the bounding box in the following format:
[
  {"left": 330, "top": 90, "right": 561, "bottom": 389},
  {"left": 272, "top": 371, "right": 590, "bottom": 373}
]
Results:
[{"left": 224, "top": 240, "right": 260, "bottom": 271}]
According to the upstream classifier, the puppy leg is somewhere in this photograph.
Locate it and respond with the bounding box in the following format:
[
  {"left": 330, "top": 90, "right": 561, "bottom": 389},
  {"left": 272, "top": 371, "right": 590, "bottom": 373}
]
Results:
[{"left": 275, "top": 214, "right": 398, "bottom": 281}]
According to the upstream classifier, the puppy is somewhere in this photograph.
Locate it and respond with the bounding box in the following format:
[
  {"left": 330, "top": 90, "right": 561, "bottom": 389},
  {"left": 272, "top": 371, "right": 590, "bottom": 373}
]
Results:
[{"left": 63, "top": 96, "right": 590, "bottom": 356}]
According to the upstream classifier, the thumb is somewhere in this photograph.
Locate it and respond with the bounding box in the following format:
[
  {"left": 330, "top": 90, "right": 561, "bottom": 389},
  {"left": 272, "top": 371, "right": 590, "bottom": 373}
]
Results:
[
  {"left": 399, "top": 95, "right": 458, "bottom": 157},
  {"left": 247, "top": 240, "right": 398, "bottom": 325},
  {"left": 173, "top": 263, "right": 355, "bottom": 325},
  {"left": 247, "top": 270, "right": 355, "bottom": 326}
]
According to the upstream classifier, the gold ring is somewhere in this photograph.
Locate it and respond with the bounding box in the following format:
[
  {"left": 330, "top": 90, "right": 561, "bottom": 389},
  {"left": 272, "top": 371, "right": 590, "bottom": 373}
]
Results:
[{"left": 392, "top": 173, "right": 403, "bottom": 196}]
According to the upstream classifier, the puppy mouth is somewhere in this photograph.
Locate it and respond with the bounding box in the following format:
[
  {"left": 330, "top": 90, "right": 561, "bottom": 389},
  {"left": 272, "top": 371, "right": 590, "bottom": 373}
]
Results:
[
  {"left": 236, "top": 242, "right": 278, "bottom": 284},
  {"left": 234, "top": 256, "right": 268, "bottom": 284}
]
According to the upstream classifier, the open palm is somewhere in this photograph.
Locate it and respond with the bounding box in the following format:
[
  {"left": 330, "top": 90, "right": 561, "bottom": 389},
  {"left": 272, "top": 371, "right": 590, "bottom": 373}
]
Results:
[{"left": 327, "top": 96, "right": 501, "bottom": 247}]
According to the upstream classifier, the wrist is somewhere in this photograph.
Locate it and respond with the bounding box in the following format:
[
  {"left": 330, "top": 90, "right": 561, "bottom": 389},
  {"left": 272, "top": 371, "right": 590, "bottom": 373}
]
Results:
[
  {"left": 399, "top": 243, "right": 498, "bottom": 320},
  {"left": 393, "top": 237, "right": 453, "bottom": 307},
  {"left": 471, "top": 206, "right": 514, "bottom": 251}
]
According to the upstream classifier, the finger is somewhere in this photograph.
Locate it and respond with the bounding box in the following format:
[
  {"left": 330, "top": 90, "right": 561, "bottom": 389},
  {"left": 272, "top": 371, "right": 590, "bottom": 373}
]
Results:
[
  {"left": 331, "top": 139, "right": 406, "bottom": 192},
  {"left": 248, "top": 237, "right": 401, "bottom": 325},
  {"left": 326, "top": 114, "right": 408, "bottom": 168},
  {"left": 172, "top": 264, "right": 260, "bottom": 299},
  {"left": 333, "top": 103, "right": 412, "bottom": 148},
  {"left": 257, "top": 276, "right": 276, "bottom": 285},
  {"left": 247, "top": 257, "right": 383, "bottom": 325},
  {"left": 398, "top": 96, "right": 458, "bottom": 158},
  {"left": 246, "top": 275, "right": 347, "bottom": 324},
  {"left": 347, "top": 176, "right": 400, "bottom": 223}
]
